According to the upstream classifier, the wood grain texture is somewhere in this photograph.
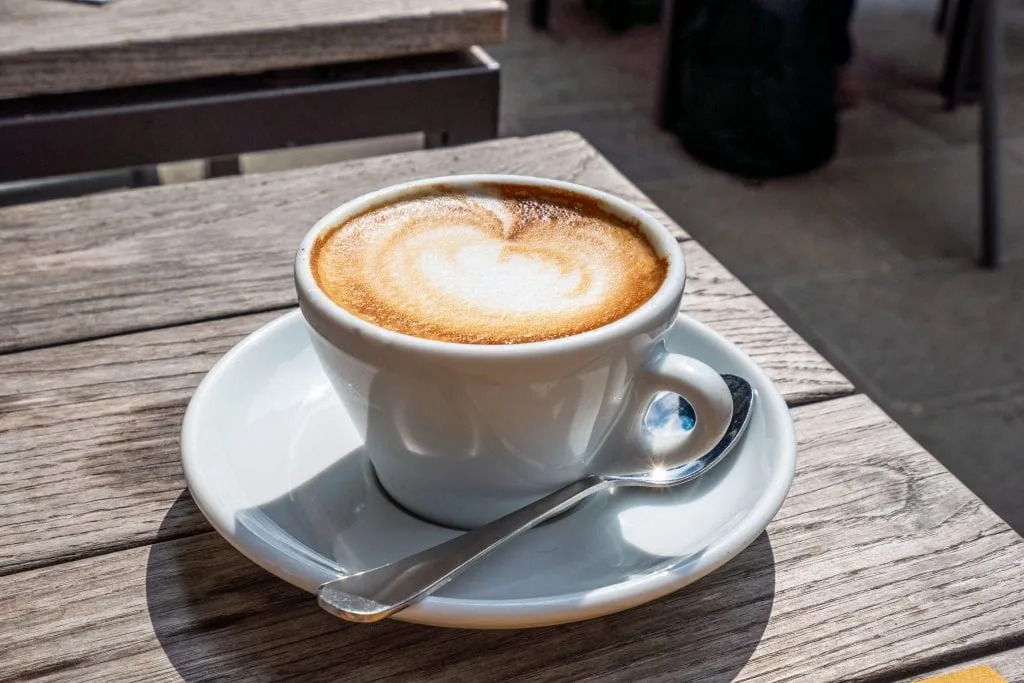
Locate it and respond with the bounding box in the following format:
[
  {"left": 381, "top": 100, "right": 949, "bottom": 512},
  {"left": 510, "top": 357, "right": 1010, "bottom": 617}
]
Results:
[
  {"left": 0, "top": 0, "right": 506, "bottom": 99},
  {"left": 1, "top": 395, "right": 1023, "bottom": 682},
  {"left": 0, "top": 311, "right": 282, "bottom": 576},
  {"left": 0, "top": 290, "right": 849, "bottom": 576},
  {"left": 0, "top": 131, "right": 849, "bottom": 576},
  {"left": 1, "top": 132, "right": 694, "bottom": 354}
]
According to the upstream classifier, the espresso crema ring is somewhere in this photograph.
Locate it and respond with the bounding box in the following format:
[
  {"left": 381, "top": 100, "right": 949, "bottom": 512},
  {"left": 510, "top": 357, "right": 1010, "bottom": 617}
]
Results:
[{"left": 311, "top": 186, "right": 667, "bottom": 345}]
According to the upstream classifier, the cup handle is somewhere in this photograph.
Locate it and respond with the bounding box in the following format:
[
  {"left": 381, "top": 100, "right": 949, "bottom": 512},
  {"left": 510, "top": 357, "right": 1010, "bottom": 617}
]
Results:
[{"left": 607, "top": 344, "right": 734, "bottom": 472}]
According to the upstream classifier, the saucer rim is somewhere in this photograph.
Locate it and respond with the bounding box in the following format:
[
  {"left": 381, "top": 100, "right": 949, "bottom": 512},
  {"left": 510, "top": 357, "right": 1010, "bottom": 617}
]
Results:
[{"left": 181, "top": 310, "right": 796, "bottom": 629}]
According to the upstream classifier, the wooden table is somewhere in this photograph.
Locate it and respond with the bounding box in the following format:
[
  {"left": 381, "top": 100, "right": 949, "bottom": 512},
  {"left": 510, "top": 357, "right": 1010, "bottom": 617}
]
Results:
[
  {"left": 0, "top": 0, "right": 506, "bottom": 190},
  {"left": 2, "top": 133, "right": 1023, "bottom": 681}
]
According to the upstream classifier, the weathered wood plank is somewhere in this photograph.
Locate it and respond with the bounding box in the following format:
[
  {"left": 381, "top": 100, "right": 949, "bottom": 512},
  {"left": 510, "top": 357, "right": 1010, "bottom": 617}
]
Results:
[
  {"left": 1, "top": 396, "right": 1022, "bottom": 682},
  {"left": 0, "top": 311, "right": 282, "bottom": 577},
  {"left": 0, "top": 132, "right": 691, "bottom": 354},
  {"left": 0, "top": 264, "right": 851, "bottom": 576},
  {"left": 0, "top": 0, "right": 507, "bottom": 99}
]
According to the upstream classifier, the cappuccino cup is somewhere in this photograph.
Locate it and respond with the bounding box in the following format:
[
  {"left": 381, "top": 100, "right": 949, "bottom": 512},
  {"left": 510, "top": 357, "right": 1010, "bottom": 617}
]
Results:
[{"left": 295, "top": 175, "right": 733, "bottom": 529}]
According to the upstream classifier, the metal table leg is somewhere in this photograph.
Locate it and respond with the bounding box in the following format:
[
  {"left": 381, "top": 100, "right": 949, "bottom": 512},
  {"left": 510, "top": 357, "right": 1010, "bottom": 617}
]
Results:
[
  {"left": 657, "top": 0, "right": 682, "bottom": 132},
  {"left": 980, "top": 0, "right": 1002, "bottom": 268},
  {"left": 935, "top": 0, "right": 957, "bottom": 34},
  {"left": 530, "top": 0, "right": 550, "bottom": 29},
  {"left": 205, "top": 157, "right": 242, "bottom": 178}
]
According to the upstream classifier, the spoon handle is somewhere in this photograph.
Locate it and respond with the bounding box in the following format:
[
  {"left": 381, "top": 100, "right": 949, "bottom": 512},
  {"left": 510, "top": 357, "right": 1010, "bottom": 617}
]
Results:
[{"left": 318, "top": 475, "right": 613, "bottom": 622}]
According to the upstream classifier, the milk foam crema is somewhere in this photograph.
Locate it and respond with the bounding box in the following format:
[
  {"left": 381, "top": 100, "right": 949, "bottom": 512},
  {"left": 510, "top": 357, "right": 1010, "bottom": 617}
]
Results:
[{"left": 310, "top": 185, "right": 668, "bottom": 345}]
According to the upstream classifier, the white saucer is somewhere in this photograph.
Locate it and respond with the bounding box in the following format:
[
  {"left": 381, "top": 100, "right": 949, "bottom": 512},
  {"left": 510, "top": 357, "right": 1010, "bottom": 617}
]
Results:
[{"left": 181, "top": 310, "right": 796, "bottom": 629}]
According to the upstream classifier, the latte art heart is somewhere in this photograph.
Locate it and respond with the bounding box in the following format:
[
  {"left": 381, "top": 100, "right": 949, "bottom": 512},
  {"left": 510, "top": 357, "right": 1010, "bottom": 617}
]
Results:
[{"left": 311, "top": 186, "right": 667, "bottom": 344}]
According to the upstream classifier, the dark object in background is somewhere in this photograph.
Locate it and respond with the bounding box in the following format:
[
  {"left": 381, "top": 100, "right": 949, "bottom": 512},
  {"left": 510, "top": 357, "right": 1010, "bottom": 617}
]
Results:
[
  {"left": 530, "top": 0, "right": 661, "bottom": 33},
  {"left": 940, "top": 0, "right": 983, "bottom": 109},
  {"left": 0, "top": 53, "right": 501, "bottom": 207},
  {"left": 935, "top": 0, "right": 1004, "bottom": 267},
  {"left": 663, "top": 0, "right": 853, "bottom": 179}
]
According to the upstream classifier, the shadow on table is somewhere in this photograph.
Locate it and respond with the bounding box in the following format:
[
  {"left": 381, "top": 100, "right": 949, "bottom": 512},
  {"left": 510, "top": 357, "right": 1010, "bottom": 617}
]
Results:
[{"left": 147, "top": 490, "right": 775, "bottom": 682}]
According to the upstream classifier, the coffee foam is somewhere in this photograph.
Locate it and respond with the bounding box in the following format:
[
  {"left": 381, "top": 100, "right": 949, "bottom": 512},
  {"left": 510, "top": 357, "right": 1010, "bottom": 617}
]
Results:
[{"left": 311, "top": 185, "right": 668, "bottom": 344}]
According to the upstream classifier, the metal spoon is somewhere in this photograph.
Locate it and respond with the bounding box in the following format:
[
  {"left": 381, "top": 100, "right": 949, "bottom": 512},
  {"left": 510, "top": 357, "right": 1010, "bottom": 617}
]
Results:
[{"left": 318, "top": 373, "right": 754, "bottom": 623}]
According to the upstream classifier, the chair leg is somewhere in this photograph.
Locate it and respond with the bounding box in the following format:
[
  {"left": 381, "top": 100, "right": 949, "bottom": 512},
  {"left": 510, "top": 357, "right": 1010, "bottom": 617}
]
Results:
[
  {"left": 205, "top": 156, "right": 241, "bottom": 178},
  {"left": 657, "top": 0, "right": 683, "bottom": 132},
  {"left": 530, "top": 0, "right": 550, "bottom": 30},
  {"left": 425, "top": 63, "right": 500, "bottom": 149},
  {"left": 935, "top": 0, "right": 954, "bottom": 33},
  {"left": 605, "top": 0, "right": 634, "bottom": 32},
  {"left": 980, "top": 0, "right": 1002, "bottom": 268},
  {"left": 941, "top": 0, "right": 982, "bottom": 109}
]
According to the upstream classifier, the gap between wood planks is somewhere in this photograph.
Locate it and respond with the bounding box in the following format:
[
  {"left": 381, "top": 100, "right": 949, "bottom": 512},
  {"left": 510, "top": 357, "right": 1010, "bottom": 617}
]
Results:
[
  {"left": 0, "top": 237, "right": 709, "bottom": 359},
  {"left": 0, "top": 302, "right": 300, "bottom": 359},
  {"left": 852, "top": 632, "right": 1024, "bottom": 683}
]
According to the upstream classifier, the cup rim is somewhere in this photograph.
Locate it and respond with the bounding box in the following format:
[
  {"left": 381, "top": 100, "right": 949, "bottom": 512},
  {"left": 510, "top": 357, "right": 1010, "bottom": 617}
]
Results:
[{"left": 294, "top": 174, "right": 686, "bottom": 360}]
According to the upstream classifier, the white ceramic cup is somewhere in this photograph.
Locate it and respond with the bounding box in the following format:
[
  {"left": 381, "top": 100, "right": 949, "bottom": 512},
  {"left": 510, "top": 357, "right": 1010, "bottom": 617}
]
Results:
[{"left": 295, "top": 175, "right": 734, "bottom": 529}]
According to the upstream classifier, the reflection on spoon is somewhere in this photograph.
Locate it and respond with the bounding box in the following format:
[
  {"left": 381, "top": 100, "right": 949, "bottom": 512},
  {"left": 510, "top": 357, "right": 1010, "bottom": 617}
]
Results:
[{"left": 318, "top": 374, "right": 754, "bottom": 623}]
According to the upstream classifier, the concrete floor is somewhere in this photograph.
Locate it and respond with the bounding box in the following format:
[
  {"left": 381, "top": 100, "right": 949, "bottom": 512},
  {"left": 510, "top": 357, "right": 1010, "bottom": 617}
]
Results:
[{"left": 490, "top": 0, "right": 1024, "bottom": 533}]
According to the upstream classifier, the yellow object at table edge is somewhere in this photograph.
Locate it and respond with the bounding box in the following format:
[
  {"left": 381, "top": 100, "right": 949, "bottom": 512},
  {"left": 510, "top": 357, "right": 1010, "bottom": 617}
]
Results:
[{"left": 918, "top": 664, "right": 1006, "bottom": 683}]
